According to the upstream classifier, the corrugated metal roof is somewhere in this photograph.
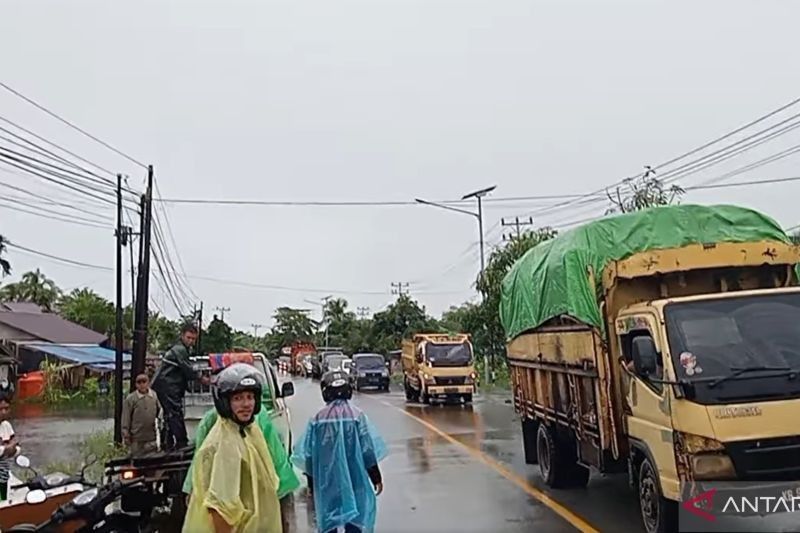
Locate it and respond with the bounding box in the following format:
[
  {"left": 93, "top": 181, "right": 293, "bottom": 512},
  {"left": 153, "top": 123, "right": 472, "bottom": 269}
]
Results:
[
  {"left": 26, "top": 343, "right": 130, "bottom": 372},
  {"left": 1, "top": 302, "right": 44, "bottom": 313},
  {"left": 0, "top": 312, "right": 107, "bottom": 344}
]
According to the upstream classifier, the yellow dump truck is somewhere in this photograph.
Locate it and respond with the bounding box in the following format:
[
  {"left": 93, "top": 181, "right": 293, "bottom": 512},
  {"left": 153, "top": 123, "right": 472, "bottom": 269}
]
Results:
[
  {"left": 402, "top": 333, "right": 477, "bottom": 404},
  {"left": 501, "top": 205, "right": 800, "bottom": 533}
]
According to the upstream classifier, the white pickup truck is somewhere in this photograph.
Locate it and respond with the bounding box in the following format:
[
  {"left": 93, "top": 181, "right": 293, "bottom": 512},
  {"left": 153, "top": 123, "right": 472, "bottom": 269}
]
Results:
[{"left": 185, "top": 353, "right": 295, "bottom": 451}]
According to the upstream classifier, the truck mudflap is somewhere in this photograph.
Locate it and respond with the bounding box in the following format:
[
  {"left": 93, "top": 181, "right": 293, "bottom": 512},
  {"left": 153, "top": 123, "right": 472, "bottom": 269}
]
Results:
[{"left": 427, "top": 385, "right": 474, "bottom": 395}]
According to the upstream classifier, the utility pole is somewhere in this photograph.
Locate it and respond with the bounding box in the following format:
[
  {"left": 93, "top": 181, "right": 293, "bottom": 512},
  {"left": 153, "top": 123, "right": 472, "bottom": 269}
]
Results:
[
  {"left": 501, "top": 216, "right": 533, "bottom": 241},
  {"left": 416, "top": 185, "right": 496, "bottom": 385},
  {"left": 357, "top": 306, "right": 370, "bottom": 319},
  {"left": 131, "top": 165, "right": 153, "bottom": 390},
  {"left": 251, "top": 323, "right": 264, "bottom": 337},
  {"left": 113, "top": 174, "right": 124, "bottom": 445},
  {"left": 305, "top": 296, "right": 332, "bottom": 348},
  {"left": 215, "top": 306, "right": 230, "bottom": 321},
  {"left": 391, "top": 282, "right": 409, "bottom": 296}
]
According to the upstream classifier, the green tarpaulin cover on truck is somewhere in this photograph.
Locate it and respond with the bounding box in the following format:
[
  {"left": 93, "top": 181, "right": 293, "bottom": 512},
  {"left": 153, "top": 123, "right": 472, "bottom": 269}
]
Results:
[{"left": 500, "top": 204, "right": 790, "bottom": 341}]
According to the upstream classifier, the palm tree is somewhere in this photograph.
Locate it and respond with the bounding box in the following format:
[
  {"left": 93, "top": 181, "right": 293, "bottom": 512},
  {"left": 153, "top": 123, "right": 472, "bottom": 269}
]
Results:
[
  {"left": 0, "top": 269, "right": 62, "bottom": 311},
  {"left": 0, "top": 236, "right": 10, "bottom": 277}
]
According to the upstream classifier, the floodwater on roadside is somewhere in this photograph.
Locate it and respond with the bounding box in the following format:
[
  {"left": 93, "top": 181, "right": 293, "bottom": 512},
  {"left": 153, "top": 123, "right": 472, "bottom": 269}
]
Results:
[{"left": 9, "top": 401, "right": 206, "bottom": 469}]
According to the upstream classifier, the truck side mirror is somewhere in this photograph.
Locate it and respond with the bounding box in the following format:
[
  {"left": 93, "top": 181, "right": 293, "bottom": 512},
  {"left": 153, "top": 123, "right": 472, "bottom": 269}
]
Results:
[
  {"left": 631, "top": 337, "right": 658, "bottom": 376},
  {"left": 281, "top": 382, "right": 295, "bottom": 398}
]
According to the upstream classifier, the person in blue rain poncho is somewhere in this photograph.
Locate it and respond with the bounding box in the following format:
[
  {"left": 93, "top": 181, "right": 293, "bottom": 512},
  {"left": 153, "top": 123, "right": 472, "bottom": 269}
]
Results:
[{"left": 292, "top": 370, "right": 388, "bottom": 533}]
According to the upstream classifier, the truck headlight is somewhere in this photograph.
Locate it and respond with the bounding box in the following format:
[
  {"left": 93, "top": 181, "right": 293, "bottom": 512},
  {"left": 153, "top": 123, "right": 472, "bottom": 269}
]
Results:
[
  {"left": 691, "top": 453, "right": 736, "bottom": 480},
  {"left": 465, "top": 372, "right": 477, "bottom": 384},
  {"left": 421, "top": 373, "right": 435, "bottom": 384}
]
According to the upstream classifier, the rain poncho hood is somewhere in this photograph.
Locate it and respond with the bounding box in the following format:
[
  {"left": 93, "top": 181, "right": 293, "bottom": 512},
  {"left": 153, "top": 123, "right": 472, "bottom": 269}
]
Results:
[
  {"left": 183, "top": 408, "right": 300, "bottom": 499},
  {"left": 183, "top": 418, "right": 281, "bottom": 533},
  {"left": 292, "top": 399, "right": 388, "bottom": 533}
]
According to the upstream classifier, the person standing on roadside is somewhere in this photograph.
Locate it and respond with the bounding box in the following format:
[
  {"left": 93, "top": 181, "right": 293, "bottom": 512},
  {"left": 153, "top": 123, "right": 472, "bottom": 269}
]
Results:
[
  {"left": 122, "top": 373, "right": 161, "bottom": 456},
  {"left": 0, "top": 381, "right": 19, "bottom": 502},
  {"left": 151, "top": 323, "right": 210, "bottom": 450}
]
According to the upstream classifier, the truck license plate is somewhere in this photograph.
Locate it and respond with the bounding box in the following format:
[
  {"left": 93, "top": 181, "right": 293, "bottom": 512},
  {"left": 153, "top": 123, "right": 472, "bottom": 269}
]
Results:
[{"left": 445, "top": 387, "right": 458, "bottom": 393}]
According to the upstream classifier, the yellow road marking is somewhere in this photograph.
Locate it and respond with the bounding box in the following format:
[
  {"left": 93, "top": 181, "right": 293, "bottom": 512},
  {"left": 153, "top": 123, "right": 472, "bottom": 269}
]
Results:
[{"left": 379, "top": 400, "right": 600, "bottom": 533}]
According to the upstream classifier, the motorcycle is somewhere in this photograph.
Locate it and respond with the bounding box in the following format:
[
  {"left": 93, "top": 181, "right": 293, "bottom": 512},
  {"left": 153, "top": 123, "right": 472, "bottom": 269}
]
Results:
[
  {"left": 103, "top": 446, "right": 194, "bottom": 532},
  {"left": 5, "top": 477, "right": 147, "bottom": 533},
  {"left": 0, "top": 455, "right": 94, "bottom": 532}
]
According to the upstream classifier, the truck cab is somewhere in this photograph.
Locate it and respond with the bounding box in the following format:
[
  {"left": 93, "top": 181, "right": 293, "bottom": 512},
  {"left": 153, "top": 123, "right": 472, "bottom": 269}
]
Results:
[{"left": 402, "top": 333, "right": 477, "bottom": 404}]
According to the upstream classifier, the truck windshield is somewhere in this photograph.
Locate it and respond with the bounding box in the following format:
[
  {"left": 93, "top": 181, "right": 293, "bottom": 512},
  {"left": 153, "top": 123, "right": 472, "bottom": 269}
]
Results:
[
  {"left": 426, "top": 343, "right": 472, "bottom": 367},
  {"left": 356, "top": 356, "right": 385, "bottom": 370},
  {"left": 664, "top": 293, "right": 800, "bottom": 404}
]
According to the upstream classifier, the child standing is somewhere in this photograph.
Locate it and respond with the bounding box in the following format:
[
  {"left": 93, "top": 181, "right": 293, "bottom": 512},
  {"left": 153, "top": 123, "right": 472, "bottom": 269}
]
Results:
[
  {"left": 0, "top": 381, "right": 19, "bottom": 501},
  {"left": 292, "top": 370, "right": 388, "bottom": 533}
]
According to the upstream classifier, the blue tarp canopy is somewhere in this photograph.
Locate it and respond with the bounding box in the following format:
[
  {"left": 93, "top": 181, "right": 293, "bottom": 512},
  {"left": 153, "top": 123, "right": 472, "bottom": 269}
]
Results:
[{"left": 26, "top": 343, "right": 130, "bottom": 372}]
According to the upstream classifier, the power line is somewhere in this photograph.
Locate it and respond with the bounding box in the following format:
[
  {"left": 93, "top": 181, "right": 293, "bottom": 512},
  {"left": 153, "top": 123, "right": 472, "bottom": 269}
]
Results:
[
  {"left": 0, "top": 197, "right": 111, "bottom": 229},
  {"left": 0, "top": 150, "right": 118, "bottom": 206},
  {"left": 518, "top": 94, "right": 800, "bottom": 219},
  {"left": 6, "top": 242, "right": 111, "bottom": 270},
  {"left": 0, "top": 116, "right": 119, "bottom": 179},
  {"left": 0, "top": 82, "right": 148, "bottom": 169},
  {"left": 152, "top": 180, "right": 198, "bottom": 301},
  {"left": 0, "top": 179, "right": 111, "bottom": 221}
]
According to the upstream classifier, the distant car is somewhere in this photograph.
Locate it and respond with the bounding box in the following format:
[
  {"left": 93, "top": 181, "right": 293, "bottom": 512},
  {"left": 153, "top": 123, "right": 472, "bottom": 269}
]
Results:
[
  {"left": 352, "top": 353, "right": 390, "bottom": 392},
  {"left": 187, "top": 353, "right": 295, "bottom": 450},
  {"left": 308, "top": 354, "right": 323, "bottom": 379},
  {"left": 321, "top": 353, "right": 347, "bottom": 373}
]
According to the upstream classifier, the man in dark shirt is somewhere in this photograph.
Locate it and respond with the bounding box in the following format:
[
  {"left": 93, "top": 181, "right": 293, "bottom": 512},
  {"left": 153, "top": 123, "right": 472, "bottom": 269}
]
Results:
[{"left": 151, "top": 323, "right": 209, "bottom": 450}]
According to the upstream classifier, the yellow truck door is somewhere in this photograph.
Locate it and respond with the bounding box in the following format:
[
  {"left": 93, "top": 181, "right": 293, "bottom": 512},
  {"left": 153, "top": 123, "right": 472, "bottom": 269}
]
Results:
[{"left": 617, "top": 314, "right": 680, "bottom": 501}]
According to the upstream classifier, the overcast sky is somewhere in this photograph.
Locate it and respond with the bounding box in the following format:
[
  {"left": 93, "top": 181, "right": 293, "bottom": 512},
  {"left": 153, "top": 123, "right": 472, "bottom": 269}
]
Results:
[{"left": 2, "top": 0, "right": 799, "bottom": 332}]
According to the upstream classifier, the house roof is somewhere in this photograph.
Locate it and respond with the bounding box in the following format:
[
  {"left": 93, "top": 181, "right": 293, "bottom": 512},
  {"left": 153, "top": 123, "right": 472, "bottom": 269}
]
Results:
[
  {"left": 1, "top": 302, "right": 44, "bottom": 313},
  {"left": 0, "top": 311, "right": 107, "bottom": 344},
  {"left": 26, "top": 343, "right": 129, "bottom": 372}
]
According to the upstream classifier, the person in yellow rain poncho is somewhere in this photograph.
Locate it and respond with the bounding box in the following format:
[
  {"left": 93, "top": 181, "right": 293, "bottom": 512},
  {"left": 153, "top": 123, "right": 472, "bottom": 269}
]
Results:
[{"left": 183, "top": 363, "right": 282, "bottom": 533}]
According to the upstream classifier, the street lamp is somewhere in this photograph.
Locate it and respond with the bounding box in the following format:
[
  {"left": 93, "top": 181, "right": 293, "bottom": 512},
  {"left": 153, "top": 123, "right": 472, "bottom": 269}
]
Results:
[
  {"left": 304, "top": 296, "right": 332, "bottom": 348},
  {"left": 415, "top": 185, "right": 496, "bottom": 385}
]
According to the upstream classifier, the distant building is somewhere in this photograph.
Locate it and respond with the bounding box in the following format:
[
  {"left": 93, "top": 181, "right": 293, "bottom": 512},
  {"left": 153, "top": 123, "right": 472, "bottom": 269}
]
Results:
[{"left": 0, "top": 303, "right": 114, "bottom": 374}]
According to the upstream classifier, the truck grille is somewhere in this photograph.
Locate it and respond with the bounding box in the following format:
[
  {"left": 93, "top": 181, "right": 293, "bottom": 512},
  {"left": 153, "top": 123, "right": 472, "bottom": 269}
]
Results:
[
  {"left": 435, "top": 376, "right": 466, "bottom": 386},
  {"left": 725, "top": 436, "right": 800, "bottom": 481}
]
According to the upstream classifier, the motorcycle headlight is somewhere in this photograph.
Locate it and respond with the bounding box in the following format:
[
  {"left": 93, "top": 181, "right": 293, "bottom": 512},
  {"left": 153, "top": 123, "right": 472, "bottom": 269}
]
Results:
[
  {"left": 691, "top": 453, "right": 736, "bottom": 480},
  {"left": 73, "top": 487, "right": 99, "bottom": 507}
]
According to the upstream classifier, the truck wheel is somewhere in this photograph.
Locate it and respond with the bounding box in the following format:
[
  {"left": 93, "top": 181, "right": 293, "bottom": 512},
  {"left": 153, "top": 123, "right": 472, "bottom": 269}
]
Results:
[
  {"left": 638, "top": 458, "right": 677, "bottom": 533},
  {"left": 420, "top": 387, "right": 430, "bottom": 404},
  {"left": 521, "top": 419, "right": 539, "bottom": 465},
  {"left": 536, "top": 425, "right": 588, "bottom": 488},
  {"left": 462, "top": 393, "right": 473, "bottom": 404},
  {"left": 404, "top": 379, "right": 417, "bottom": 402}
]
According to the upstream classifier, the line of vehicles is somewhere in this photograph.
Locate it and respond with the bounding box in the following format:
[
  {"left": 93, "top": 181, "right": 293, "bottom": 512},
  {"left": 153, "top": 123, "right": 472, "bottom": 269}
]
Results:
[
  {"left": 277, "top": 343, "right": 392, "bottom": 392},
  {"left": 277, "top": 334, "right": 481, "bottom": 405},
  {"left": 501, "top": 205, "right": 800, "bottom": 533}
]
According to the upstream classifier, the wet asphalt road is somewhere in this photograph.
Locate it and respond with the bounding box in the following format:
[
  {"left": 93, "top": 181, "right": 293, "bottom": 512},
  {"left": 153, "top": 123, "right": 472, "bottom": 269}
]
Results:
[
  {"left": 11, "top": 378, "right": 646, "bottom": 532},
  {"left": 279, "top": 376, "right": 645, "bottom": 533}
]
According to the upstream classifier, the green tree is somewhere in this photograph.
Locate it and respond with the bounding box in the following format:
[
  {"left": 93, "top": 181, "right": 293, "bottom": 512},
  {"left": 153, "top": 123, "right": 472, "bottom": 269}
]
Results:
[
  {"left": 371, "top": 295, "right": 439, "bottom": 353},
  {"left": 148, "top": 313, "right": 180, "bottom": 353},
  {"left": 264, "top": 307, "right": 318, "bottom": 353},
  {"left": 606, "top": 168, "right": 684, "bottom": 214},
  {"left": 323, "top": 297, "right": 356, "bottom": 348},
  {"left": 0, "top": 269, "right": 62, "bottom": 311},
  {"left": 58, "top": 288, "right": 114, "bottom": 335},
  {"left": 475, "top": 228, "right": 557, "bottom": 366},
  {"left": 0, "top": 236, "right": 10, "bottom": 277},
  {"left": 203, "top": 314, "right": 233, "bottom": 353}
]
